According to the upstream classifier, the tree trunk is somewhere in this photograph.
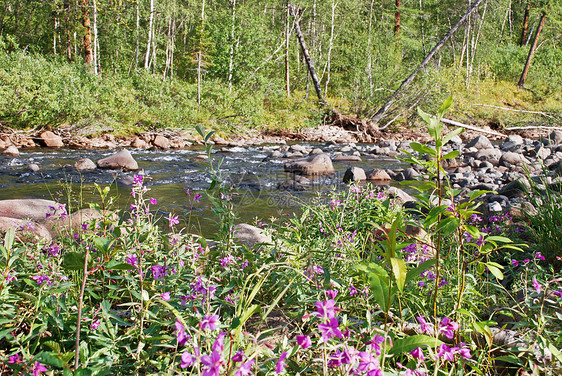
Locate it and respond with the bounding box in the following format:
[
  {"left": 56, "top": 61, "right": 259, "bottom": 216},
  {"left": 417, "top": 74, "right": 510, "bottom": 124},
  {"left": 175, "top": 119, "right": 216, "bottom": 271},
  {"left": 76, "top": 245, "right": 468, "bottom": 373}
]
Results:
[
  {"left": 394, "top": 0, "right": 401, "bottom": 35},
  {"left": 64, "top": 0, "right": 72, "bottom": 62},
  {"left": 145, "top": 0, "right": 155, "bottom": 71},
  {"left": 284, "top": 1, "right": 290, "bottom": 98},
  {"left": 518, "top": 9, "right": 547, "bottom": 88},
  {"left": 228, "top": 0, "right": 236, "bottom": 93},
  {"left": 369, "top": 0, "right": 485, "bottom": 125},
  {"left": 519, "top": 0, "right": 531, "bottom": 46},
  {"left": 323, "top": 0, "right": 337, "bottom": 96},
  {"left": 82, "top": 0, "right": 93, "bottom": 69},
  {"left": 288, "top": 3, "right": 326, "bottom": 106},
  {"left": 92, "top": 0, "right": 98, "bottom": 74},
  {"left": 134, "top": 0, "right": 139, "bottom": 70},
  {"left": 53, "top": 16, "right": 58, "bottom": 55}
]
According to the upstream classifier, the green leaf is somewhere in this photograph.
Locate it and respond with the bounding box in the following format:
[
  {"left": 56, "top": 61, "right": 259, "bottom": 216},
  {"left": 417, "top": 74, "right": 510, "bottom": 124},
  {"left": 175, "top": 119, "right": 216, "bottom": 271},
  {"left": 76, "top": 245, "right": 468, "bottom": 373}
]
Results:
[
  {"left": 485, "top": 262, "right": 504, "bottom": 280},
  {"left": 93, "top": 237, "right": 112, "bottom": 254},
  {"left": 4, "top": 228, "right": 14, "bottom": 251},
  {"left": 442, "top": 127, "right": 465, "bottom": 145},
  {"left": 204, "top": 131, "right": 216, "bottom": 143},
  {"left": 105, "top": 260, "right": 135, "bottom": 271},
  {"left": 442, "top": 150, "right": 459, "bottom": 160},
  {"left": 435, "top": 217, "right": 460, "bottom": 236},
  {"left": 410, "top": 142, "right": 437, "bottom": 156},
  {"left": 62, "top": 252, "right": 86, "bottom": 271},
  {"left": 405, "top": 259, "right": 436, "bottom": 285},
  {"left": 485, "top": 236, "right": 512, "bottom": 243},
  {"left": 369, "top": 274, "right": 389, "bottom": 312},
  {"left": 389, "top": 335, "right": 442, "bottom": 355},
  {"left": 439, "top": 95, "right": 453, "bottom": 115},
  {"left": 390, "top": 258, "right": 407, "bottom": 292},
  {"left": 195, "top": 124, "right": 206, "bottom": 138}
]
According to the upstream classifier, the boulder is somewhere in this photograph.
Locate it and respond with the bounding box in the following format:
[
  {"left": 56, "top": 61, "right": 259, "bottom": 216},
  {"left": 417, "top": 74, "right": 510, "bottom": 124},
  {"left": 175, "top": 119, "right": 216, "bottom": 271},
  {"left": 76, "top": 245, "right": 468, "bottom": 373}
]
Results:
[
  {"left": 386, "top": 187, "right": 416, "bottom": 203},
  {"left": 153, "top": 135, "right": 170, "bottom": 149},
  {"left": 132, "top": 137, "right": 149, "bottom": 148},
  {"left": 97, "top": 150, "right": 139, "bottom": 171},
  {"left": 278, "top": 179, "right": 306, "bottom": 191},
  {"left": 500, "top": 134, "right": 524, "bottom": 151},
  {"left": 366, "top": 168, "right": 391, "bottom": 181},
  {"left": 75, "top": 158, "right": 97, "bottom": 171},
  {"left": 310, "top": 148, "right": 324, "bottom": 155},
  {"left": 39, "top": 131, "right": 64, "bottom": 148},
  {"left": 0, "top": 199, "right": 63, "bottom": 222},
  {"left": 3, "top": 145, "right": 19, "bottom": 156},
  {"left": 233, "top": 223, "right": 272, "bottom": 248},
  {"left": 0, "top": 217, "right": 51, "bottom": 243},
  {"left": 498, "top": 179, "right": 530, "bottom": 198},
  {"left": 333, "top": 155, "right": 362, "bottom": 162},
  {"left": 466, "top": 135, "right": 493, "bottom": 150},
  {"left": 343, "top": 167, "right": 367, "bottom": 183},
  {"left": 549, "top": 131, "right": 562, "bottom": 146},
  {"left": 499, "top": 152, "right": 530, "bottom": 167},
  {"left": 27, "top": 163, "right": 40, "bottom": 172},
  {"left": 475, "top": 148, "right": 502, "bottom": 162},
  {"left": 284, "top": 153, "right": 335, "bottom": 175}
]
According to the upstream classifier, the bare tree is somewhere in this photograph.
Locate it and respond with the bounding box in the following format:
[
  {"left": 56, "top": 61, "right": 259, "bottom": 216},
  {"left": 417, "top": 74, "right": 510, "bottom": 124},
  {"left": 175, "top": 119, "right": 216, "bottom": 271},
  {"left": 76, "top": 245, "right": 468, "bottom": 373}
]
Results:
[{"left": 518, "top": 8, "right": 547, "bottom": 88}]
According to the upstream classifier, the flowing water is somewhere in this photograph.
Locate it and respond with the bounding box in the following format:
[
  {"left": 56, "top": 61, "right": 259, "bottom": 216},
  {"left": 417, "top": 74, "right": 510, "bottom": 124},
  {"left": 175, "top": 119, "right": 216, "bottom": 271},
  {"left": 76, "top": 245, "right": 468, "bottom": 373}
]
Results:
[{"left": 0, "top": 144, "right": 407, "bottom": 236}]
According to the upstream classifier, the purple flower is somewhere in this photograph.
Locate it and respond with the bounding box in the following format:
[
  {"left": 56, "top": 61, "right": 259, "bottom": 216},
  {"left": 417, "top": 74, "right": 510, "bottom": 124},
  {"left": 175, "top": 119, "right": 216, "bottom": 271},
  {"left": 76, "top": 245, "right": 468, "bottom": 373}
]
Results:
[
  {"left": 315, "top": 299, "right": 339, "bottom": 320},
  {"left": 161, "top": 292, "right": 171, "bottom": 301},
  {"left": 276, "top": 352, "right": 288, "bottom": 374},
  {"left": 437, "top": 344, "right": 455, "bottom": 361},
  {"left": 219, "top": 255, "right": 235, "bottom": 268},
  {"left": 318, "top": 317, "right": 344, "bottom": 343},
  {"left": 326, "top": 290, "right": 338, "bottom": 299},
  {"left": 312, "top": 265, "right": 324, "bottom": 274},
  {"left": 8, "top": 353, "right": 22, "bottom": 364},
  {"left": 368, "top": 335, "right": 385, "bottom": 355},
  {"left": 151, "top": 264, "right": 168, "bottom": 280},
  {"left": 200, "top": 314, "right": 219, "bottom": 331},
  {"left": 133, "top": 175, "right": 144, "bottom": 186},
  {"left": 410, "top": 347, "right": 424, "bottom": 360},
  {"left": 201, "top": 350, "right": 222, "bottom": 376},
  {"left": 349, "top": 284, "right": 358, "bottom": 296},
  {"left": 328, "top": 350, "right": 345, "bottom": 368},
  {"left": 416, "top": 316, "right": 430, "bottom": 334},
  {"left": 535, "top": 252, "right": 545, "bottom": 261},
  {"left": 90, "top": 319, "right": 101, "bottom": 331},
  {"left": 511, "top": 259, "right": 519, "bottom": 267},
  {"left": 33, "top": 362, "right": 48, "bottom": 376},
  {"left": 150, "top": 197, "right": 157, "bottom": 205},
  {"left": 532, "top": 277, "right": 542, "bottom": 294},
  {"left": 454, "top": 343, "right": 472, "bottom": 359},
  {"left": 168, "top": 214, "right": 179, "bottom": 228},
  {"left": 126, "top": 254, "right": 138, "bottom": 267},
  {"left": 194, "top": 193, "right": 203, "bottom": 203},
  {"left": 31, "top": 275, "right": 51, "bottom": 286},
  {"left": 235, "top": 359, "right": 255, "bottom": 376},
  {"left": 439, "top": 317, "right": 459, "bottom": 339},
  {"left": 357, "top": 351, "right": 381, "bottom": 375},
  {"left": 175, "top": 319, "right": 189, "bottom": 346},
  {"left": 181, "top": 351, "right": 196, "bottom": 368},
  {"left": 231, "top": 350, "right": 244, "bottom": 363},
  {"left": 212, "top": 332, "right": 226, "bottom": 352},
  {"left": 296, "top": 334, "right": 312, "bottom": 349},
  {"left": 554, "top": 290, "right": 562, "bottom": 298}
]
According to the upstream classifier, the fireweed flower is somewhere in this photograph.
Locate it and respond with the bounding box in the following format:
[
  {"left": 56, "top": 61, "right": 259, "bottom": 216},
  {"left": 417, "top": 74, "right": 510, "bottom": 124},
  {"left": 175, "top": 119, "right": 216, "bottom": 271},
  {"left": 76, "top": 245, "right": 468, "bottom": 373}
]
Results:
[
  {"left": 410, "top": 347, "right": 425, "bottom": 360},
  {"left": 231, "top": 350, "right": 244, "bottom": 362},
  {"left": 439, "top": 317, "right": 459, "bottom": 339},
  {"left": 535, "top": 252, "right": 545, "bottom": 261},
  {"left": 416, "top": 316, "right": 430, "bottom": 334},
  {"left": 161, "top": 292, "right": 171, "bottom": 301},
  {"left": 328, "top": 350, "right": 345, "bottom": 368},
  {"left": 296, "top": 334, "right": 312, "bottom": 349},
  {"left": 150, "top": 197, "right": 157, "bottom": 205},
  {"left": 8, "top": 353, "right": 22, "bottom": 364},
  {"left": 175, "top": 319, "right": 189, "bottom": 346},
  {"left": 32, "top": 275, "right": 51, "bottom": 286},
  {"left": 90, "top": 319, "right": 101, "bottom": 331},
  {"left": 368, "top": 335, "right": 385, "bottom": 355},
  {"left": 357, "top": 351, "right": 381, "bottom": 375},
  {"left": 219, "top": 255, "right": 235, "bottom": 268},
  {"left": 511, "top": 259, "right": 519, "bottom": 267},
  {"left": 200, "top": 314, "right": 219, "bottom": 331},
  {"left": 168, "top": 213, "right": 180, "bottom": 228},
  {"left": 236, "top": 359, "right": 255, "bottom": 376},
  {"left": 318, "top": 317, "right": 344, "bottom": 342},
  {"left": 454, "top": 343, "right": 472, "bottom": 359},
  {"left": 212, "top": 332, "right": 226, "bottom": 352},
  {"left": 437, "top": 344, "right": 455, "bottom": 361},
  {"left": 315, "top": 299, "right": 339, "bottom": 320},
  {"left": 201, "top": 350, "right": 222, "bottom": 376},
  {"left": 532, "top": 277, "right": 542, "bottom": 294},
  {"left": 181, "top": 351, "right": 196, "bottom": 368},
  {"left": 276, "top": 352, "right": 288, "bottom": 374},
  {"left": 126, "top": 254, "right": 138, "bottom": 267},
  {"left": 326, "top": 289, "right": 338, "bottom": 299},
  {"left": 151, "top": 264, "right": 168, "bottom": 280},
  {"left": 194, "top": 193, "right": 203, "bottom": 203},
  {"left": 33, "top": 362, "right": 48, "bottom": 376}
]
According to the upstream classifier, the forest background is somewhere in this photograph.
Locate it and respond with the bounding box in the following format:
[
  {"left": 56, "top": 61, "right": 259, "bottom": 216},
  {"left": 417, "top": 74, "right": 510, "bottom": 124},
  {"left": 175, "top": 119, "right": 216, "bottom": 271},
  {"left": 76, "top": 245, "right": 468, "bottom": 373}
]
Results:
[{"left": 0, "top": 0, "right": 560, "bottom": 137}]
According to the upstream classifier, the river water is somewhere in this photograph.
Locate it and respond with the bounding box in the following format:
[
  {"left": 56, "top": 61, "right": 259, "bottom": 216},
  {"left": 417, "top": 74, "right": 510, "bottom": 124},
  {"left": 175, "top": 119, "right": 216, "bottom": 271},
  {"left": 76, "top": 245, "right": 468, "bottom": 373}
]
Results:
[{"left": 0, "top": 144, "right": 406, "bottom": 236}]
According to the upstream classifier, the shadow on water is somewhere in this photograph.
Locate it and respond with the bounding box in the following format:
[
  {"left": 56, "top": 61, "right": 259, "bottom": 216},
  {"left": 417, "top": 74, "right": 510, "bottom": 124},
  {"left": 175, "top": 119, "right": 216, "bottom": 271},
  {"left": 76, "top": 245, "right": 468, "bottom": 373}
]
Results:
[{"left": 0, "top": 144, "right": 409, "bottom": 237}]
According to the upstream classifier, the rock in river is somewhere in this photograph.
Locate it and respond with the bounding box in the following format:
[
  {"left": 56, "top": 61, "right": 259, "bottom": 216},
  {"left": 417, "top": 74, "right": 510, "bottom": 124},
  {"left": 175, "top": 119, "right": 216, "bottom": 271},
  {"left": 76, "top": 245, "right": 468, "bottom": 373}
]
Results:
[
  {"left": 97, "top": 150, "right": 139, "bottom": 171},
  {"left": 284, "top": 153, "right": 335, "bottom": 175}
]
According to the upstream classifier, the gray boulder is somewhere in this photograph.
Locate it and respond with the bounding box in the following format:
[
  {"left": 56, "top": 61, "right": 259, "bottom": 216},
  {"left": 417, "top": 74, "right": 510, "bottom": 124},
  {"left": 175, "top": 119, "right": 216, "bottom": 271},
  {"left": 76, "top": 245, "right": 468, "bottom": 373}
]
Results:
[
  {"left": 75, "top": 158, "right": 97, "bottom": 171},
  {"left": 39, "top": 131, "right": 64, "bottom": 148},
  {"left": 153, "top": 135, "right": 170, "bottom": 149},
  {"left": 0, "top": 199, "right": 62, "bottom": 222},
  {"left": 3, "top": 145, "right": 19, "bottom": 156},
  {"left": 366, "top": 168, "right": 391, "bottom": 181},
  {"left": 0, "top": 217, "right": 51, "bottom": 243},
  {"left": 284, "top": 153, "right": 335, "bottom": 175},
  {"left": 499, "top": 152, "right": 530, "bottom": 167},
  {"left": 343, "top": 167, "right": 367, "bottom": 183},
  {"left": 233, "top": 223, "right": 272, "bottom": 249},
  {"left": 97, "top": 150, "right": 139, "bottom": 171},
  {"left": 466, "top": 135, "right": 493, "bottom": 150},
  {"left": 475, "top": 148, "right": 502, "bottom": 162}
]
